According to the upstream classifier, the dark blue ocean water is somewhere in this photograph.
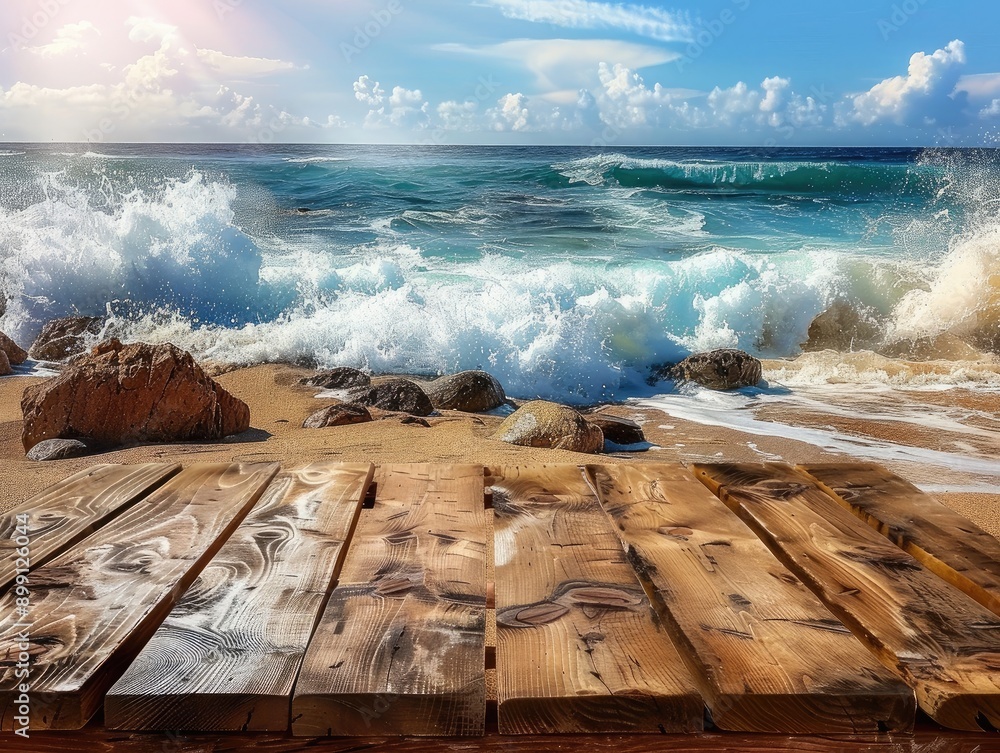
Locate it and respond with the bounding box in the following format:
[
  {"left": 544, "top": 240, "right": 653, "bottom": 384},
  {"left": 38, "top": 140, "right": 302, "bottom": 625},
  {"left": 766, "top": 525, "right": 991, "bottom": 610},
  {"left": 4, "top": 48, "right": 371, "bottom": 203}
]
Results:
[{"left": 1, "top": 144, "right": 998, "bottom": 402}]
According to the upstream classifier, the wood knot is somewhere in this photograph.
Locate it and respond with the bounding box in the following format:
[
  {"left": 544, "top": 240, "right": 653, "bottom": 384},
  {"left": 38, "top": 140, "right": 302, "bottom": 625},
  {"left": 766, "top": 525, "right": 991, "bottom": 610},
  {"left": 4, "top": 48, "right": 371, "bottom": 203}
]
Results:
[{"left": 497, "top": 602, "right": 570, "bottom": 628}]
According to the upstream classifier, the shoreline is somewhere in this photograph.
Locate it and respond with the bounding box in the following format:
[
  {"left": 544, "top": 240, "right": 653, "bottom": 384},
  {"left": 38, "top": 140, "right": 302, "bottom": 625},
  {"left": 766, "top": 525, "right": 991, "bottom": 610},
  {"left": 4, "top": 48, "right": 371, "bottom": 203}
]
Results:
[{"left": 2, "top": 362, "right": 998, "bottom": 539}]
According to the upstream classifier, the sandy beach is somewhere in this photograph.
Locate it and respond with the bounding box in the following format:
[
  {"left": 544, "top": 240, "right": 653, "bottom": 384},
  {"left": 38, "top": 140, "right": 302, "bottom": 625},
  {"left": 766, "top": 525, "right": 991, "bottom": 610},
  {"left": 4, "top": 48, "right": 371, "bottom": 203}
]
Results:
[{"left": 2, "top": 362, "right": 998, "bottom": 539}]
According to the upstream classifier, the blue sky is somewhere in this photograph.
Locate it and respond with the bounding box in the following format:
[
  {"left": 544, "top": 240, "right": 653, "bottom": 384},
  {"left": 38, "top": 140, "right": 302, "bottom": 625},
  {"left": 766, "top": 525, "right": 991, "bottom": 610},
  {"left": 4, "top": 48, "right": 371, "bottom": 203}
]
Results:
[{"left": 1, "top": 0, "right": 999, "bottom": 144}]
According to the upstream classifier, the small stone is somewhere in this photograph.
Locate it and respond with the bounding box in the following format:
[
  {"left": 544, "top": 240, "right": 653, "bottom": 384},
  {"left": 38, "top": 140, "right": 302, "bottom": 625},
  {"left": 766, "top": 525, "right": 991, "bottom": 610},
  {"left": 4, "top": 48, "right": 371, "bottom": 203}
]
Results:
[
  {"left": 0, "top": 331, "right": 28, "bottom": 365},
  {"left": 26, "top": 438, "right": 91, "bottom": 461},
  {"left": 494, "top": 400, "right": 604, "bottom": 454},
  {"left": 301, "top": 367, "right": 372, "bottom": 390},
  {"left": 0, "top": 350, "right": 11, "bottom": 376},
  {"left": 586, "top": 414, "right": 645, "bottom": 445},
  {"left": 400, "top": 416, "right": 431, "bottom": 427},
  {"left": 673, "top": 349, "right": 763, "bottom": 390},
  {"left": 350, "top": 379, "right": 434, "bottom": 416},
  {"left": 303, "top": 404, "right": 373, "bottom": 428},
  {"left": 423, "top": 370, "right": 506, "bottom": 412}
]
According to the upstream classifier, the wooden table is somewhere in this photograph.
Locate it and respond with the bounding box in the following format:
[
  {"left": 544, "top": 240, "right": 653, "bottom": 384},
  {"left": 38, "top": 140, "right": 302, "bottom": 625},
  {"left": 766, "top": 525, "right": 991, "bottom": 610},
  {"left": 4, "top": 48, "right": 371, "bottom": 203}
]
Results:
[{"left": 1, "top": 461, "right": 998, "bottom": 750}]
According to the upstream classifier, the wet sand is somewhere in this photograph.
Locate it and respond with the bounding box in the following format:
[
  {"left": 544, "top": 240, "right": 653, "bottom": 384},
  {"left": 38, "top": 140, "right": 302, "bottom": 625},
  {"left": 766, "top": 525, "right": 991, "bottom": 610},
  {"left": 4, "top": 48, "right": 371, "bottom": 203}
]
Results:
[{"left": 1, "top": 363, "right": 998, "bottom": 538}]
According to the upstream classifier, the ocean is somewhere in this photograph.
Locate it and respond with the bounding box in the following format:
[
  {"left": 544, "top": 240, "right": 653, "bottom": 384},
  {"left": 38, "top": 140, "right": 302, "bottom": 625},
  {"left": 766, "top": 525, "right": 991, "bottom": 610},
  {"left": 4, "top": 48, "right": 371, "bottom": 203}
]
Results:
[{"left": 1, "top": 144, "right": 999, "bottom": 406}]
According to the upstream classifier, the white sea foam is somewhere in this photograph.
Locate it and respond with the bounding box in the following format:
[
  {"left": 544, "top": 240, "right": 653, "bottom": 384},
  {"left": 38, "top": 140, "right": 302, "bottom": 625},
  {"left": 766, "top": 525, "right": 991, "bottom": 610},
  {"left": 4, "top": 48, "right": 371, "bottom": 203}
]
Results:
[
  {"left": 284, "top": 156, "right": 350, "bottom": 164},
  {"left": 2, "top": 161, "right": 1000, "bottom": 404},
  {"left": 638, "top": 387, "right": 1000, "bottom": 477}
]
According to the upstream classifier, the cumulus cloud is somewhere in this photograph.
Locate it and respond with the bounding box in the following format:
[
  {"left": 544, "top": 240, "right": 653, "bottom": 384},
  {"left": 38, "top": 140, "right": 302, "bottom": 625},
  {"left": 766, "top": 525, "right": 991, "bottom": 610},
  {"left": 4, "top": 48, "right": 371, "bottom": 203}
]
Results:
[
  {"left": 488, "top": 92, "right": 531, "bottom": 131},
  {"left": 353, "top": 77, "right": 429, "bottom": 129},
  {"left": 981, "top": 99, "right": 1000, "bottom": 118},
  {"left": 588, "top": 64, "right": 827, "bottom": 134},
  {"left": 27, "top": 21, "right": 100, "bottom": 57},
  {"left": 353, "top": 75, "right": 385, "bottom": 106},
  {"left": 845, "top": 40, "right": 968, "bottom": 126},
  {"left": 438, "top": 100, "right": 480, "bottom": 130},
  {"left": 483, "top": 0, "right": 691, "bottom": 42}
]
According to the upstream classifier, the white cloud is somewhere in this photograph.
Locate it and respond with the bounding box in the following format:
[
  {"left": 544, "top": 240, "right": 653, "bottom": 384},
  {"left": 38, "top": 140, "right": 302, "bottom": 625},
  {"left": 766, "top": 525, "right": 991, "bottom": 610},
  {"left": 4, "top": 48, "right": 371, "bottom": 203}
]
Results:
[
  {"left": 27, "top": 21, "right": 100, "bottom": 57},
  {"left": 196, "top": 49, "right": 298, "bottom": 77},
  {"left": 845, "top": 40, "right": 967, "bottom": 126},
  {"left": 126, "top": 16, "right": 180, "bottom": 46},
  {"left": 386, "top": 86, "right": 429, "bottom": 128},
  {"left": 981, "top": 99, "right": 1000, "bottom": 118},
  {"left": 353, "top": 75, "right": 385, "bottom": 106},
  {"left": 435, "top": 38, "right": 677, "bottom": 97},
  {"left": 597, "top": 62, "right": 673, "bottom": 127},
  {"left": 488, "top": 92, "right": 531, "bottom": 131},
  {"left": 438, "top": 100, "right": 480, "bottom": 131},
  {"left": 956, "top": 73, "right": 1000, "bottom": 100},
  {"left": 589, "top": 64, "right": 829, "bottom": 135},
  {"left": 482, "top": 0, "right": 691, "bottom": 42},
  {"left": 0, "top": 15, "right": 312, "bottom": 142},
  {"left": 354, "top": 77, "right": 429, "bottom": 129}
]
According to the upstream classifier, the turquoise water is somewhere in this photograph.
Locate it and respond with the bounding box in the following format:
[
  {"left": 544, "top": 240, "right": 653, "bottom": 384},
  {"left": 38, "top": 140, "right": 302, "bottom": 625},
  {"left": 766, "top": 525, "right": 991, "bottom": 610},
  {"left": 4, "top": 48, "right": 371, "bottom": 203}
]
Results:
[{"left": 1, "top": 144, "right": 998, "bottom": 402}]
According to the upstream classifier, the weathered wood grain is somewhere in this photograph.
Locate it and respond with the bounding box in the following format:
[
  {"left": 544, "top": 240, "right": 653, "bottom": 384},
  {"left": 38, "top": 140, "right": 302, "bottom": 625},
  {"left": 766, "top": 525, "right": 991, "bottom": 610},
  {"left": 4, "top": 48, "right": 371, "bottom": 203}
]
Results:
[
  {"left": 0, "top": 464, "right": 180, "bottom": 593},
  {"left": 104, "top": 462, "right": 374, "bottom": 732},
  {"left": 587, "top": 463, "right": 914, "bottom": 734},
  {"left": 492, "top": 465, "right": 703, "bottom": 735},
  {"left": 0, "top": 722, "right": 996, "bottom": 753},
  {"left": 0, "top": 462, "right": 280, "bottom": 731},
  {"left": 695, "top": 463, "right": 1000, "bottom": 732},
  {"left": 291, "top": 464, "right": 487, "bottom": 737},
  {"left": 800, "top": 462, "right": 1000, "bottom": 618}
]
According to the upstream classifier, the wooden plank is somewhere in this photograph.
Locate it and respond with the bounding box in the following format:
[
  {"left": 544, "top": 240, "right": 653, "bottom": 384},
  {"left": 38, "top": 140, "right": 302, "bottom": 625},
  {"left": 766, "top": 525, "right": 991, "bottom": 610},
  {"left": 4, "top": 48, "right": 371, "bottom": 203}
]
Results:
[
  {"left": 105, "top": 462, "right": 374, "bottom": 732},
  {"left": 695, "top": 463, "right": 1000, "bottom": 732},
  {"left": 800, "top": 462, "right": 1000, "bottom": 618},
  {"left": 0, "top": 723, "right": 998, "bottom": 753},
  {"left": 0, "top": 464, "right": 180, "bottom": 593},
  {"left": 0, "top": 462, "right": 280, "bottom": 731},
  {"left": 291, "top": 464, "right": 487, "bottom": 737},
  {"left": 492, "top": 465, "right": 703, "bottom": 735},
  {"left": 586, "top": 463, "right": 913, "bottom": 734}
]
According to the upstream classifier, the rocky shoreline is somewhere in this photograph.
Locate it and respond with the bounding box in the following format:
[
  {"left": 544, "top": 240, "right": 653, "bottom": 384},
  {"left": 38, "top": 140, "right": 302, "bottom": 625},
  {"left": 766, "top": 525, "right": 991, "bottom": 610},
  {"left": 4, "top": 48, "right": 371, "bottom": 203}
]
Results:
[{"left": 0, "top": 318, "right": 766, "bottom": 460}]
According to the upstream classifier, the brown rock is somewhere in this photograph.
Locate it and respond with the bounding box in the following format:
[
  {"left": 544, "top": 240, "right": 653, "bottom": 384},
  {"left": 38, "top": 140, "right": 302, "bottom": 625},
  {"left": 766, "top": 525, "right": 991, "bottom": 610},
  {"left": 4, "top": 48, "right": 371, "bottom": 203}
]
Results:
[
  {"left": 29, "top": 316, "right": 105, "bottom": 362},
  {"left": 673, "top": 349, "right": 763, "bottom": 390},
  {"left": 350, "top": 379, "right": 434, "bottom": 416},
  {"left": 423, "top": 370, "right": 506, "bottom": 412},
  {"left": 21, "top": 339, "right": 250, "bottom": 452},
  {"left": 0, "top": 331, "right": 28, "bottom": 365},
  {"left": 301, "top": 367, "right": 372, "bottom": 390},
  {"left": 803, "top": 301, "right": 880, "bottom": 352},
  {"left": 493, "top": 400, "right": 603, "bottom": 454},
  {"left": 303, "top": 403, "right": 373, "bottom": 429},
  {"left": 586, "top": 414, "right": 645, "bottom": 446},
  {"left": 0, "top": 350, "right": 10, "bottom": 377}
]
